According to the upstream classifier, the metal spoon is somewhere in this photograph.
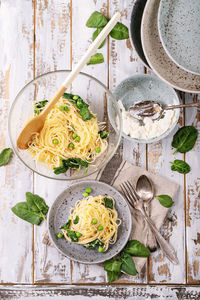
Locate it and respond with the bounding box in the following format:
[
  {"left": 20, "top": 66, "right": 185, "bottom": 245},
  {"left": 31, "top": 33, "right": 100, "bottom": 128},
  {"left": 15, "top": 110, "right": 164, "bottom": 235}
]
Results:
[
  {"left": 129, "top": 100, "right": 200, "bottom": 121},
  {"left": 136, "top": 175, "right": 157, "bottom": 252}
]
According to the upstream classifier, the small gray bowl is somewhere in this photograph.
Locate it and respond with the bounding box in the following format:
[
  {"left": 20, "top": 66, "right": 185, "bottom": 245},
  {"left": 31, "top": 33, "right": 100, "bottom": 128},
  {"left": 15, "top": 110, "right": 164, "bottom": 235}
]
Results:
[
  {"left": 113, "top": 74, "right": 180, "bottom": 144},
  {"left": 48, "top": 180, "right": 132, "bottom": 264}
]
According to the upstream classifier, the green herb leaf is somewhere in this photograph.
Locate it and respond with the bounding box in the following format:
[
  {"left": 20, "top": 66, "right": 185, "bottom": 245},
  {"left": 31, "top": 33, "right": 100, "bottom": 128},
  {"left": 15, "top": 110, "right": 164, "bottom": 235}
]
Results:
[
  {"left": 106, "top": 270, "right": 121, "bottom": 283},
  {"left": 26, "top": 192, "right": 49, "bottom": 216},
  {"left": 99, "top": 131, "right": 108, "bottom": 139},
  {"left": 123, "top": 240, "right": 150, "bottom": 257},
  {"left": 73, "top": 216, "right": 79, "bottom": 224},
  {"left": 34, "top": 100, "right": 48, "bottom": 115},
  {"left": 67, "top": 230, "right": 78, "bottom": 242},
  {"left": 170, "top": 159, "right": 191, "bottom": 174},
  {"left": 92, "top": 28, "right": 106, "bottom": 49},
  {"left": 61, "top": 220, "right": 71, "bottom": 230},
  {"left": 120, "top": 253, "right": 137, "bottom": 276},
  {"left": 109, "top": 22, "right": 129, "bottom": 40},
  {"left": 63, "top": 93, "right": 75, "bottom": 100},
  {"left": 86, "top": 11, "right": 108, "bottom": 28},
  {"left": 172, "top": 126, "right": 198, "bottom": 154},
  {"left": 104, "top": 197, "right": 113, "bottom": 209},
  {"left": 0, "top": 148, "right": 13, "bottom": 166},
  {"left": 11, "top": 202, "right": 43, "bottom": 225},
  {"left": 156, "top": 195, "right": 173, "bottom": 208},
  {"left": 104, "top": 258, "right": 122, "bottom": 273},
  {"left": 54, "top": 165, "right": 68, "bottom": 175},
  {"left": 87, "top": 53, "right": 104, "bottom": 65},
  {"left": 85, "top": 239, "right": 104, "bottom": 250}
]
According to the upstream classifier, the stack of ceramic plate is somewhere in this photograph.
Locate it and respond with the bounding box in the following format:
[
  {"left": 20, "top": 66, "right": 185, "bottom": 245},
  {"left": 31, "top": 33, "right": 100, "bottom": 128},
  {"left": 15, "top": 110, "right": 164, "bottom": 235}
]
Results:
[{"left": 130, "top": 0, "right": 200, "bottom": 93}]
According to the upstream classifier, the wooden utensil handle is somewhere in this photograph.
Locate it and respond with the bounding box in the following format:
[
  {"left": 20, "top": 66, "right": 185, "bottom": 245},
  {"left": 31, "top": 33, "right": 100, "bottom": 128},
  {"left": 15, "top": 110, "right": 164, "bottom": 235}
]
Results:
[{"left": 40, "top": 12, "right": 121, "bottom": 118}]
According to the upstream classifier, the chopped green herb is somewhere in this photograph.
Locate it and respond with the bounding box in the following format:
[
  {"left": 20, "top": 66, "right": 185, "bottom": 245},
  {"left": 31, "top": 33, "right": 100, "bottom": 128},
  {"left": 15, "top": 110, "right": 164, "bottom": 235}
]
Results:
[
  {"left": 73, "top": 95, "right": 79, "bottom": 100},
  {"left": 104, "top": 197, "right": 113, "bottom": 209},
  {"left": 34, "top": 100, "right": 48, "bottom": 115},
  {"left": 99, "top": 131, "right": 108, "bottom": 139},
  {"left": 73, "top": 216, "right": 79, "bottom": 224},
  {"left": 85, "top": 239, "right": 104, "bottom": 250},
  {"left": 67, "top": 230, "right": 78, "bottom": 242},
  {"left": 60, "top": 220, "right": 71, "bottom": 230}
]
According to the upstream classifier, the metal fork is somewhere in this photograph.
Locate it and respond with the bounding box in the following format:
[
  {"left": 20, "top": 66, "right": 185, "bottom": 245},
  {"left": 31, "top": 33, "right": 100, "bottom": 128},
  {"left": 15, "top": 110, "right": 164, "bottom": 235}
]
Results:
[{"left": 120, "top": 180, "right": 179, "bottom": 265}]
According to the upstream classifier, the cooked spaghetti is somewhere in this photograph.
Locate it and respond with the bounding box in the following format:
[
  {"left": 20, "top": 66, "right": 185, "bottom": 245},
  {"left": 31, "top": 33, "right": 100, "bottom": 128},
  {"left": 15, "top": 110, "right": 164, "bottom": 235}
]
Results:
[
  {"left": 61, "top": 195, "right": 121, "bottom": 252},
  {"left": 27, "top": 94, "right": 108, "bottom": 173}
]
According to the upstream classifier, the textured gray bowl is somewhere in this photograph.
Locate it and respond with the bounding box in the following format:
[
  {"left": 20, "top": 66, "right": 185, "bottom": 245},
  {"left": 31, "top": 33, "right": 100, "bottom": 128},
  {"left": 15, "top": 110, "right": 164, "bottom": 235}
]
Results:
[
  {"left": 48, "top": 180, "right": 132, "bottom": 264},
  {"left": 113, "top": 74, "right": 180, "bottom": 144},
  {"left": 158, "top": 0, "right": 200, "bottom": 76}
]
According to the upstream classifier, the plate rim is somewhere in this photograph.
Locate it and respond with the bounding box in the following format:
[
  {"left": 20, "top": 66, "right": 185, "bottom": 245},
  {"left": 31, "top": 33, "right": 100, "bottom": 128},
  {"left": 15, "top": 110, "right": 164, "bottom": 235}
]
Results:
[
  {"left": 47, "top": 179, "right": 132, "bottom": 264},
  {"left": 141, "top": 0, "right": 200, "bottom": 94},
  {"left": 158, "top": 0, "right": 200, "bottom": 76}
]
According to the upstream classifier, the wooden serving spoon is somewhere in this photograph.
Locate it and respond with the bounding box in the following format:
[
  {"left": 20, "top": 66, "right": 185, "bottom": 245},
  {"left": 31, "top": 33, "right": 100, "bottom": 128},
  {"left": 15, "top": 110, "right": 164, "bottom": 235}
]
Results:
[{"left": 17, "top": 12, "right": 121, "bottom": 149}]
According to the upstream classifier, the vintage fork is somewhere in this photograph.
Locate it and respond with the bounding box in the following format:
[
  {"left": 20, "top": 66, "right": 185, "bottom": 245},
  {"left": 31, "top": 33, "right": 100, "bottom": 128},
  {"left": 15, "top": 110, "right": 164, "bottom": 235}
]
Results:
[{"left": 120, "top": 180, "right": 179, "bottom": 265}]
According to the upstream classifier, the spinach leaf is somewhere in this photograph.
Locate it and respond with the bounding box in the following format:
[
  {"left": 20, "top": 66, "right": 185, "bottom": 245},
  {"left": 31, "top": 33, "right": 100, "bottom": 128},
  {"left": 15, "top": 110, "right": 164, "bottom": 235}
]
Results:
[
  {"left": 104, "top": 197, "right": 113, "bottom": 209},
  {"left": 87, "top": 53, "right": 104, "bottom": 65},
  {"left": 123, "top": 240, "right": 150, "bottom": 257},
  {"left": 0, "top": 148, "right": 13, "bottom": 166},
  {"left": 61, "top": 220, "right": 71, "bottom": 230},
  {"left": 54, "top": 158, "right": 89, "bottom": 175},
  {"left": 85, "top": 239, "right": 104, "bottom": 250},
  {"left": 99, "top": 131, "right": 108, "bottom": 139},
  {"left": 110, "top": 22, "right": 129, "bottom": 40},
  {"left": 106, "top": 270, "right": 121, "bottom": 283},
  {"left": 120, "top": 253, "right": 137, "bottom": 276},
  {"left": 170, "top": 159, "right": 191, "bottom": 174},
  {"left": 67, "top": 230, "right": 78, "bottom": 242},
  {"left": 92, "top": 28, "right": 106, "bottom": 49},
  {"left": 54, "top": 165, "right": 68, "bottom": 175},
  {"left": 156, "top": 195, "right": 173, "bottom": 208},
  {"left": 11, "top": 202, "right": 43, "bottom": 225},
  {"left": 26, "top": 192, "right": 49, "bottom": 216},
  {"left": 86, "top": 11, "right": 108, "bottom": 28},
  {"left": 104, "top": 258, "right": 122, "bottom": 273},
  {"left": 63, "top": 93, "right": 75, "bottom": 100},
  {"left": 172, "top": 126, "right": 198, "bottom": 154},
  {"left": 34, "top": 100, "right": 48, "bottom": 115},
  {"left": 73, "top": 216, "right": 79, "bottom": 224}
]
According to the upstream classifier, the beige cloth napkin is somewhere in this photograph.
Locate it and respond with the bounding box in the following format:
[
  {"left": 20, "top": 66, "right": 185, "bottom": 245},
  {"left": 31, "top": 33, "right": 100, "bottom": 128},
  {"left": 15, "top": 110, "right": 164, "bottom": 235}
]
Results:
[{"left": 43, "top": 161, "right": 179, "bottom": 273}]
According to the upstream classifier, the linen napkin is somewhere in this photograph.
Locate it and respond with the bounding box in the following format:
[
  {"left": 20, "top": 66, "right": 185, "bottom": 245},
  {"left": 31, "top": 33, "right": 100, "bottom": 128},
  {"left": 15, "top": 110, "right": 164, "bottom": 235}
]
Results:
[{"left": 42, "top": 160, "right": 179, "bottom": 274}]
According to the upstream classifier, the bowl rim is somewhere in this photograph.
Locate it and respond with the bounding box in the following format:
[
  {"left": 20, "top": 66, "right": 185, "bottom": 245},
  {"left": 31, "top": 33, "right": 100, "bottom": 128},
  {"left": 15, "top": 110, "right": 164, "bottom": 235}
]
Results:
[
  {"left": 8, "top": 70, "right": 122, "bottom": 180},
  {"left": 113, "top": 73, "right": 180, "bottom": 144},
  {"left": 47, "top": 179, "right": 132, "bottom": 264}
]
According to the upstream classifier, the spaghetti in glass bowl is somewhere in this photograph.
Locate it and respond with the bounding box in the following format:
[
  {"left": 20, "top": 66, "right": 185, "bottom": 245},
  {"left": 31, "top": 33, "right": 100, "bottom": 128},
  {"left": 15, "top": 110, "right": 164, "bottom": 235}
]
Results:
[{"left": 9, "top": 71, "right": 122, "bottom": 180}]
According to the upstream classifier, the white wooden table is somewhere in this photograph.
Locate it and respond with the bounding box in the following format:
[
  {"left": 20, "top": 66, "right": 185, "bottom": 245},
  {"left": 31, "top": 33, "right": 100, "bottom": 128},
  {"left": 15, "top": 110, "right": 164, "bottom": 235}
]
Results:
[{"left": 0, "top": 0, "right": 200, "bottom": 299}]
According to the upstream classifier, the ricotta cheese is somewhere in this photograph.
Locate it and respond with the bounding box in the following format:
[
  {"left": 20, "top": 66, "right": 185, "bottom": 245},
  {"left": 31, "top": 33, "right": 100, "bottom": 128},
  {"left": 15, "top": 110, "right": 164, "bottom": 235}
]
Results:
[{"left": 118, "top": 100, "right": 177, "bottom": 140}]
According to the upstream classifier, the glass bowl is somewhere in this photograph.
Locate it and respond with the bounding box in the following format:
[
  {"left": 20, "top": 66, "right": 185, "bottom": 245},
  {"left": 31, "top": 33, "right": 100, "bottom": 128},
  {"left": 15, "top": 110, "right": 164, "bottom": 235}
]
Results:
[{"left": 9, "top": 70, "right": 122, "bottom": 180}]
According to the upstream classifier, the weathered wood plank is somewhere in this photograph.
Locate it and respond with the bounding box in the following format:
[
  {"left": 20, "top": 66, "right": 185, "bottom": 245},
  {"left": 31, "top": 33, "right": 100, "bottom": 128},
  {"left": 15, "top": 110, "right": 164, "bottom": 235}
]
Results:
[
  {"left": 34, "top": 0, "right": 72, "bottom": 283},
  {"left": 185, "top": 93, "right": 200, "bottom": 283},
  {"left": 0, "top": 285, "right": 200, "bottom": 300},
  {"left": 0, "top": 0, "right": 34, "bottom": 283},
  {"left": 71, "top": 0, "right": 108, "bottom": 284},
  {"left": 108, "top": 0, "right": 147, "bottom": 284},
  {"left": 147, "top": 92, "right": 186, "bottom": 283}
]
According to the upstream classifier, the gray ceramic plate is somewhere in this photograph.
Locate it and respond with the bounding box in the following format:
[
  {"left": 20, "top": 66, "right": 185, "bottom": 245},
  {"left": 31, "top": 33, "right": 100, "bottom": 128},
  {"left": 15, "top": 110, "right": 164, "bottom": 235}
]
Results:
[
  {"left": 141, "top": 0, "right": 200, "bottom": 93},
  {"left": 158, "top": 0, "right": 200, "bottom": 75},
  {"left": 48, "top": 180, "right": 132, "bottom": 264},
  {"left": 130, "top": 0, "right": 149, "bottom": 68},
  {"left": 113, "top": 74, "right": 180, "bottom": 143}
]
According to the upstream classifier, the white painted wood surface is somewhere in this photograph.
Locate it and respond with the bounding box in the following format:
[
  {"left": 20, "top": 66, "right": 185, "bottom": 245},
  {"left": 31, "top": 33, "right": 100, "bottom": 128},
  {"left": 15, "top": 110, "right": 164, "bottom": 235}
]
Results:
[{"left": 0, "top": 0, "right": 200, "bottom": 297}]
